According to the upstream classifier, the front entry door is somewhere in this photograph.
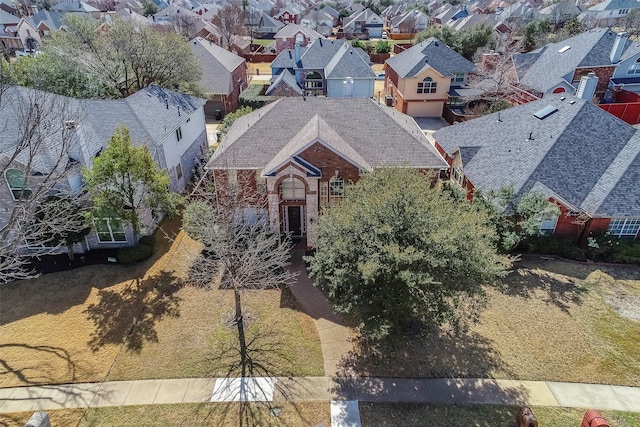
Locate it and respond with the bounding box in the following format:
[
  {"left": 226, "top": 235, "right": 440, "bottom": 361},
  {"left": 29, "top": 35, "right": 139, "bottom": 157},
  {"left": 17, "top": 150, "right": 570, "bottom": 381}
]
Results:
[{"left": 287, "top": 206, "right": 302, "bottom": 236}]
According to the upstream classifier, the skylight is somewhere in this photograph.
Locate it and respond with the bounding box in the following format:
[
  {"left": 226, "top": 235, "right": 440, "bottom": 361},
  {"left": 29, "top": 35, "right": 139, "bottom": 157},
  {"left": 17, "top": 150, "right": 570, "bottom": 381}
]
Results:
[
  {"left": 558, "top": 46, "right": 571, "bottom": 53},
  {"left": 533, "top": 105, "right": 559, "bottom": 120}
]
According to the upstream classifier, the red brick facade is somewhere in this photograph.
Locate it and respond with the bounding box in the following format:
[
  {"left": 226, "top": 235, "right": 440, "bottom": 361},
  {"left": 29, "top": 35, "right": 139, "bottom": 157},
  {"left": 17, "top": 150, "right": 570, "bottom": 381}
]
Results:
[
  {"left": 224, "top": 63, "right": 248, "bottom": 114},
  {"left": 275, "top": 31, "right": 312, "bottom": 54}
]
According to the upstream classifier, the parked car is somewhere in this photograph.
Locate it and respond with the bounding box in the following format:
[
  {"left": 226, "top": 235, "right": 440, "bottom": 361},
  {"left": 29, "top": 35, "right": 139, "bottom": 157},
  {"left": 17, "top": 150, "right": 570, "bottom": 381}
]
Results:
[{"left": 382, "top": 31, "right": 388, "bottom": 39}]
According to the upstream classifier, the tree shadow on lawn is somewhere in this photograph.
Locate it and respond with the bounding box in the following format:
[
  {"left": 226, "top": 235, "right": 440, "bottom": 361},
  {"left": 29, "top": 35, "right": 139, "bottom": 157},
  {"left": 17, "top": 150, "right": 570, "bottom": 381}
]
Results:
[
  {"left": 194, "top": 323, "right": 321, "bottom": 427},
  {"left": 0, "top": 343, "right": 77, "bottom": 387},
  {"left": 331, "top": 327, "right": 525, "bottom": 403},
  {"left": 499, "top": 259, "right": 589, "bottom": 314},
  {"left": 84, "top": 271, "right": 182, "bottom": 353}
]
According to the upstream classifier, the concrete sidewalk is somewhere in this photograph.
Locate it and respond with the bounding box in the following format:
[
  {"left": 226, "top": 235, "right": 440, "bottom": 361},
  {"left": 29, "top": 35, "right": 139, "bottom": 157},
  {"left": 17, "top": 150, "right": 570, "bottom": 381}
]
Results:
[{"left": 2, "top": 377, "right": 640, "bottom": 413}]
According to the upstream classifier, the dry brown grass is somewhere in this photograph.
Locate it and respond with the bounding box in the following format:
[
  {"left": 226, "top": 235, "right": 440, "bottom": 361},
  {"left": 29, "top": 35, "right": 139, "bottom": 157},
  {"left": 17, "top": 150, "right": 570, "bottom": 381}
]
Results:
[
  {"left": 359, "top": 403, "right": 640, "bottom": 427},
  {"left": 346, "top": 256, "right": 640, "bottom": 386},
  {"left": 0, "top": 409, "right": 85, "bottom": 427},
  {"left": 77, "top": 402, "right": 330, "bottom": 427},
  {"left": 0, "top": 218, "right": 323, "bottom": 389}
]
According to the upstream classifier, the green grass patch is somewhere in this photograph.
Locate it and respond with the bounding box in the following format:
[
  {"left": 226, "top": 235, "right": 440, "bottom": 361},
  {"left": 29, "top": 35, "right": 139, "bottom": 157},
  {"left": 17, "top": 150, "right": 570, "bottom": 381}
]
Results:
[{"left": 359, "top": 403, "right": 640, "bottom": 427}]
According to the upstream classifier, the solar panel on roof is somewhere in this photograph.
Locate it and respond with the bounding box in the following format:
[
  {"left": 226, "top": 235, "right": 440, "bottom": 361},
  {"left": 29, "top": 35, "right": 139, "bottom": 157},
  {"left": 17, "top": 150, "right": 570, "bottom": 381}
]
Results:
[{"left": 533, "top": 105, "right": 558, "bottom": 120}]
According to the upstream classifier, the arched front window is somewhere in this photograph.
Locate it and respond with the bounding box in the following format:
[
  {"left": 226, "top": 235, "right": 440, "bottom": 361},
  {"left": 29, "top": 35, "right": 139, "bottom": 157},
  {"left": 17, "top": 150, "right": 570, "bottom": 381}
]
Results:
[
  {"left": 295, "top": 33, "right": 304, "bottom": 45},
  {"left": 417, "top": 77, "right": 437, "bottom": 94},
  {"left": 280, "top": 177, "right": 306, "bottom": 200}
]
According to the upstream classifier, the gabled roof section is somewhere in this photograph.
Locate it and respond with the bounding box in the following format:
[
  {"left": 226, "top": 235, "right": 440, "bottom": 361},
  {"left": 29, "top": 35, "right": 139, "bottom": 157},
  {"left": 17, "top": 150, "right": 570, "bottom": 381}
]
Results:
[
  {"left": 386, "top": 37, "right": 475, "bottom": 78},
  {"left": 262, "top": 114, "right": 373, "bottom": 175},
  {"left": 124, "top": 86, "right": 206, "bottom": 144},
  {"left": 30, "top": 10, "right": 66, "bottom": 30},
  {"left": 265, "top": 69, "right": 303, "bottom": 95},
  {"left": 589, "top": 0, "right": 640, "bottom": 11},
  {"left": 51, "top": 0, "right": 99, "bottom": 12},
  {"left": 274, "top": 23, "right": 323, "bottom": 40},
  {"left": 513, "top": 28, "right": 640, "bottom": 93},
  {"left": 324, "top": 43, "right": 375, "bottom": 79},
  {"left": 208, "top": 98, "right": 447, "bottom": 171},
  {"left": 191, "top": 37, "right": 245, "bottom": 95},
  {"left": 434, "top": 93, "right": 639, "bottom": 215}
]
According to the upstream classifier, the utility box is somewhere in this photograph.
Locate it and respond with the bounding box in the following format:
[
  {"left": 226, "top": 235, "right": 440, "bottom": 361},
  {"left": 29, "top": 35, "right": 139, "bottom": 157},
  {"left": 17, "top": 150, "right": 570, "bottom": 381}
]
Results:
[
  {"left": 24, "top": 411, "right": 51, "bottom": 427},
  {"left": 385, "top": 95, "right": 393, "bottom": 107},
  {"left": 581, "top": 409, "right": 610, "bottom": 427},
  {"left": 515, "top": 406, "right": 538, "bottom": 427}
]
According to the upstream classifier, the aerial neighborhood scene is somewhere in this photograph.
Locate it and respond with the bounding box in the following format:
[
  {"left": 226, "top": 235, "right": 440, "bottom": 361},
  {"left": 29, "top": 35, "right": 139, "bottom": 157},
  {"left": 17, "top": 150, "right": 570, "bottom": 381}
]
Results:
[{"left": 2, "top": 0, "right": 640, "bottom": 424}]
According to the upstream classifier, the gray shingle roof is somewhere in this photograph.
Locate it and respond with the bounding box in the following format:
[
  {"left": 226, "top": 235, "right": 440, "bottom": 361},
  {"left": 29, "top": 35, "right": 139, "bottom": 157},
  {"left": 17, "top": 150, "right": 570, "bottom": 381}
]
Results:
[
  {"left": 265, "top": 69, "right": 303, "bottom": 95},
  {"left": 513, "top": 28, "right": 640, "bottom": 93},
  {"left": 208, "top": 98, "right": 448, "bottom": 171},
  {"left": 0, "top": 86, "right": 205, "bottom": 174},
  {"left": 191, "top": 37, "right": 245, "bottom": 95},
  {"left": 30, "top": 10, "right": 66, "bottom": 30},
  {"left": 270, "top": 38, "right": 375, "bottom": 80},
  {"left": 385, "top": 38, "right": 475, "bottom": 79},
  {"left": 274, "top": 23, "right": 324, "bottom": 40},
  {"left": 434, "top": 93, "right": 640, "bottom": 217},
  {"left": 589, "top": 0, "right": 640, "bottom": 11}
]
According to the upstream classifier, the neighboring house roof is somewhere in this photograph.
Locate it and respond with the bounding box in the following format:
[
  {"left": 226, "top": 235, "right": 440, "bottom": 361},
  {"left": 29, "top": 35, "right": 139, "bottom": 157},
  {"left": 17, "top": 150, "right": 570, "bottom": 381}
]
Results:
[
  {"left": 589, "top": 0, "right": 640, "bottom": 11},
  {"left": 208, "top": 98, "right": 448, "bottom": 171},
  {"left": 0, "top": 86, "right": 205, "bottom": 174},
  {"left": 114, "top": 8, "right": 149, "bottom": 25},
  {"left": 434, "top": 93, "right": 640, "bottom": 217},
  {"left": 274, "top": 22, "right": 324, "bottom": 40},
  {"left": 386, "top": 37, "right": 475, "bottom": 79},
  {"left": 271, "top": 38, "right": 374, "bottom": 79},
  {"left": 29, "top": 10, "right": 67, "bottom": 30},
  {"left": 343, "top": 8, "right": 383, "bottom": 28},
  {"left": 191, "top": 37, "right": 245, "bottom": 95},
  {"left": 51, "top": 0, "right": 100, "bottom": 12},
  {"left": 0, "top": 8, "right": 19, "bottom": 25},
  {"left": 513, "top": 28, "right": 640, "bottom": 93},
  {"left": 539, "top": 1, "right": 582, "bottom": 17},
  {"left": 258, "top": 12, "right": 285, "bottom": 31},
  {"left": 153, "top": 4, "right": 197, "bottom": 20}
]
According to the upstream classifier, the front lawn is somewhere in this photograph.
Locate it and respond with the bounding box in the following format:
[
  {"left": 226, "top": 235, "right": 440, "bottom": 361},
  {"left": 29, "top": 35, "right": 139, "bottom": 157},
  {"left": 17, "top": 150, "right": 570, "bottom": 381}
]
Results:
[
  {"left": 0, "top": 219, "right": 323, "bottom": 388},
  {"left": 343, "top": 257, "right": 640, "bottom": 386}
]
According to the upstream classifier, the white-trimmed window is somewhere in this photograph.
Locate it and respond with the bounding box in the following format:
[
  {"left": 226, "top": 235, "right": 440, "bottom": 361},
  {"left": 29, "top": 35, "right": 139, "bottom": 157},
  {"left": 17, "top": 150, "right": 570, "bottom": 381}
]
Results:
[
  {"left": 5, "top": 168, "right": 31, "bottom": 200},
  {"left": 95, "top": 218, "right": 127, "bottom": 243},
  {"left": 176, "top": 126, "right": 183, "bottom": 141},
  {"left": 539, "top": 212, "right": 559, "bottom": 235},
  {"left": 628, "top": 58, "right": 640, "bottom": 75},
  {"left": 451, "top": 73, "right": 465, "bottom": 84},
  {"left": 451, "top": 167, "right": 464, "bottom": 185},
  {"left": 608, "top": 218, "right": 640, "bottom": 238},
  {"left": 329, "top": 176, "right": 345, "bottom": 204},
  {"left": 319, "top": 181, "right": 328, "bottom": 208},
  {"left": 176, "top": 163, "right": 183, "bottom": 180},
  {"left": 417, "top": 77, "right": 437, "bottom": 94},
  {"left": 280, "top": 177, "right": 305, "bottom": 200}
]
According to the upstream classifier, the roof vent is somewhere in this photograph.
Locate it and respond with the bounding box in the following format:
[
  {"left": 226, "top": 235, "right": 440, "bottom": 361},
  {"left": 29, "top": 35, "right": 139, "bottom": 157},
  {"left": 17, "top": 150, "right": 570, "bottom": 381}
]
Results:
[
  {"left": 569, "top": 100, "right": 576, "bottom": 104},
  {"left": 560, "top": 96, "right": 566, "bottom": 101},
  {"left": 558, "top": 45, "right": 571, "bottom": 53},
  {"left": 533, "top": 105, "right": 558, "bottom": 120}
]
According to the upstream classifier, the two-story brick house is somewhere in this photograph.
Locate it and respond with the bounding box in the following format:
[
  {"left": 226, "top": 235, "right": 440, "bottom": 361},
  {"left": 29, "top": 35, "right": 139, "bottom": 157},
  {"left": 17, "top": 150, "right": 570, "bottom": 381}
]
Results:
[
  {"left": 191, "top": 37, "right": 247, "bottom": 117},
  {"left": 273, "top": 23, "right": 324, "bottom": 55},
  {"left": 206, "top": 97, "right": 448, "bottom": 248},
  {"left": 384, "top": 38, "right": 475, "bottom": 117}
]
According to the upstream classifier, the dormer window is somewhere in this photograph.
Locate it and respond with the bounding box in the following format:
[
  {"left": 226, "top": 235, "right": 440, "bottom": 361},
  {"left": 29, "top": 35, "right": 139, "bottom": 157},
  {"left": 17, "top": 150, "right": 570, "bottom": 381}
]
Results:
[
  {"left": 5, "top": 169, "right": 32, "bottom": 200},
  {"left": 628, "top": 58, "right": 640, "bottom": 75}
]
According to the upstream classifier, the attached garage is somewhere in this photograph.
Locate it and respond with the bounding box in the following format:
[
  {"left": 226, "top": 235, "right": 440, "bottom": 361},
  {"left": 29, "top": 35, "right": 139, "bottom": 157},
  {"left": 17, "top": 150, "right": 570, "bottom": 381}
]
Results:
[{"left": 406, "top": 100, "right": 444, "bottom": 117}]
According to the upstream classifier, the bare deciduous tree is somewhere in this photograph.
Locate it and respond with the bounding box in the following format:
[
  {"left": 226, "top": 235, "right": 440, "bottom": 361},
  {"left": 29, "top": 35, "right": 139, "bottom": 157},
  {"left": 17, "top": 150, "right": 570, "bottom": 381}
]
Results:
[
  {"left": 212, "top": 5, "right": 247, "bottom": 49},
  {"left": 183, "top": 171, "right": 297, "bottom": 378},
  {"left": 0, "top": 87, "right": 91, "bottom": 283}
]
